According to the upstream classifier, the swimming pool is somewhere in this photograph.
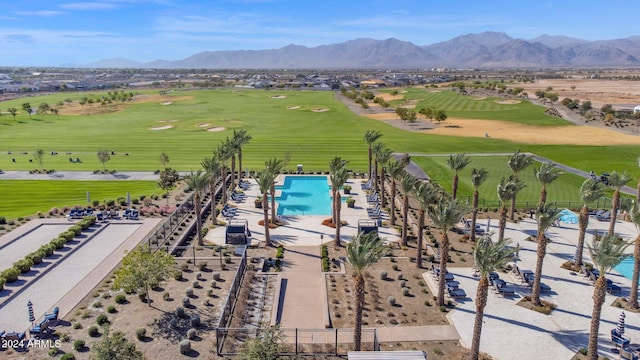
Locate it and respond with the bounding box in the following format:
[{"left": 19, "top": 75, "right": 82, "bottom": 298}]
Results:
[
  {"left": 559, "top": 208, "right": 578, "bottom": 224},
  {"left": 615, "top": 256, "right": 638, "bottom": 283},
  {"left": 275, "top": 176, "right": 333, "bottom": 216}
]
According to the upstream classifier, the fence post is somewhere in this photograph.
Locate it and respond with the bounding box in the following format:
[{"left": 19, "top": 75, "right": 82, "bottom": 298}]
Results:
[
  {"left": 295, "top": 328, "right": 298, "bottom": 355},
  {"left": 335, "top": 328, "right": 339, "bottom": 356}
]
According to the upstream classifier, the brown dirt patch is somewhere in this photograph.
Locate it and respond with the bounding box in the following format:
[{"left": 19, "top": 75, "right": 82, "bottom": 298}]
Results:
[
  {"left": 58, "top": 95, "right": 192, "bottom": 116},
  {"left": 375, "top": 93, "right": 403, "bottom": 101},
  {"left": 422, "top": 118, "right": 640, "bottom": 145},
  {"left": 206, "top": 127, "right": 225, "bottom": 132},
  {"left": 470, "top": 96, "right": 487, "bottom": 101},
  {"left": 149, "top": 125, "right": 173, "bottom": 131},
  {"left": 311, "top": 108, "right": 330, "bottom": 112},
  {"left": 494, "top": 99, "right": 521, "bottom": 104}
]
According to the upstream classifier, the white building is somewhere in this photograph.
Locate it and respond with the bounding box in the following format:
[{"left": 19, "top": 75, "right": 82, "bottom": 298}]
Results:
[{"left": 634, "top": 105, "right": 640, "bottom": 114}]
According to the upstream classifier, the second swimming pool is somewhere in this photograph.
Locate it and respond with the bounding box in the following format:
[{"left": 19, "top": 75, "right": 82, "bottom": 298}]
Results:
[{"left": 275, "top": 176, "right": 333, "bottom": 216}]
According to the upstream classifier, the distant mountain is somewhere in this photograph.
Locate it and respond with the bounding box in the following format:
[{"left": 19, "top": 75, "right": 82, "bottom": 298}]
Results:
[{"left": 81, "top": 32, "right": 640, "bottom": 69}]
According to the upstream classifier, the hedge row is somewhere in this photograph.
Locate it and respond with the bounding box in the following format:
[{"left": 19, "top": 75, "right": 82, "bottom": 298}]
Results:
[{"left": 0, "top": 216, "right": 96, "bottom": 291}]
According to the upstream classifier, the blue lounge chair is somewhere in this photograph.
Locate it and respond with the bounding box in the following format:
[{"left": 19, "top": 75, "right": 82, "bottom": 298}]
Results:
[
  {"left": 612, "top": 329, "right": 631, "bottom": 351},
  {"left": 448, "top": 288, "right": 467, "bottom": 299},
  {"left": 123, "top": 209, "right": 132, "bottom": 219},
  {"left": 597, "top": 211, "right": 611, "bottom": 221},
  {"left": 29, "top": 319, "right": 50, "bottom": 338},
  {"left": 361, "top": 179, "right": 372, "bottom": 190},
  {"left": 44, "top": 307, "right": 59, "bottom": 322}
]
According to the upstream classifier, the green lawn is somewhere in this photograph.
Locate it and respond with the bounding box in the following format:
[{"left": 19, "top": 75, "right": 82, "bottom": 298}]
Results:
[{"left": 1, "top": 180, "right": 162, "bottom": 219}]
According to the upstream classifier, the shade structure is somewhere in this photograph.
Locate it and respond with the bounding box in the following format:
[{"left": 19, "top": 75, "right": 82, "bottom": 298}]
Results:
[
  {"left": 27, "top": 300, "right": 35, "bottom": 323},
  {"left": 617, "top": 311, "right": 626, "bottom": 336}
]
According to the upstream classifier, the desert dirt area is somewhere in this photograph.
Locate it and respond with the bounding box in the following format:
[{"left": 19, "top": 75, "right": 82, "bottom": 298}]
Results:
[{"left": 58, "top": 94, "right": 193, "bottom": 116}]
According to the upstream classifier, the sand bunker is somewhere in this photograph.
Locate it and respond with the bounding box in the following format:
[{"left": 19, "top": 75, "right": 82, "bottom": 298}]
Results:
[
  {"left": 287, "top": 106, "right": 301, "bottom": 110},
  {"left": 429, "top": 90, "right": 442, "bottom": 93},
  {"left": 149, "top": 125, "right": 173, "bottom": 131},
  {"left": 495, "top": 100, "right": 521, "bottom": 105},
  {"left": 311, "top": 108, "right": 330, "bottom": 112},
  {"left": 162, "top": 101, "right": 173, "bottom": 105},
  {"left": 270, "top": 95, "right": 286, "bottom": 99},
  {"left": 169, "top": 119, "right": 180, "bottom": 122},
  {"left": 196, "top": 123, "right": 210, "bottom": 128},
  {"left": 206, "top": 127, "right": 225, "bottom": 132},
  {"left": 470, "top": 96, "right": 487, "bottom": 101}
]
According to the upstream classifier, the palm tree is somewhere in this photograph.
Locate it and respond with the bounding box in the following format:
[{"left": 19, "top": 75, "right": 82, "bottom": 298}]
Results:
[
  {"left": 213, "top": 142, "right": 233, "bottom": 204},
  {"left": 470, "top": 168, "right": 489, "bottom": 242},
  {"left": 265, "top": 157, "right": 286, "bottom": 225},
  {"left": 232, "top": 129, "right": 252, "bottom": 184},
  {"left": 386, "top": 159, "right": 406, "bottom": 226},
  {"left": 413, "top": 181, "right": 437, "bottom": 268},
  {"left": 628, "top": 204, "right": 640, "bottom": 309},
  {"left": 531, "top": 204, "right": 562, "bottom": 306},
  {"left": 608, "top": 171, "right": 632, "bottom": 235},
  {"left": 587, "top": 234, "right": 630, "bottom": 360},
  {"left": 447, "top": 153, "right": 471, "bottom": 200},
  {"left": 201, "top": 156, "right": 221, "bottom": 225},
  {"left": 574, "top": 179, "right": 605, "bottom": 267},
  {"left": 497, "top": 176, "right": 525, "bottom": 242},
  {"left": 183, "top": 170, "right": 209, "bottom": 246},
  {"left": 399, "top": 172, "right": 418, "bottom": 247},
  {"left": 255, "top": 169, "right": 275, "bottom": 247},
  {"left": 371, "top": 142, "right": 386, "bottom": 194},
  {"left": 329, "top": 157, "right": 349, "bottom": 247},
  {"left": 470, "top": 233, "right": 517, "bottom": 360},
  {"left": 428, "top": 199, "right": 470, "bottom": 306},
  {"left": 345, "top": 232, "right": 388, "bottom": 351},
  {"left": 375, "top": 147, "right": 393, "bottom": 209},
  {"left": 224, "top": 136, "right": 240, "bottom": 191},
  {"left": 507, "top": 150, "right": 533, "bottom": 220},
  {"left": 363, "top": 130, "right": 383, "bottom": 179},
  {"left": 534, "top": 162, "right": 562, "bottom": 209}
]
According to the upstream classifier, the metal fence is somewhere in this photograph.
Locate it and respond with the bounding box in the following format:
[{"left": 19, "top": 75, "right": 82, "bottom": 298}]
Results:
[
  {"left": 458, "top": 196, "right": 614, "bottom": 211},
  {"left": 215, "top": 246, "right": 248, "bottom": 354},
  {"left": 215, "top": 327, "right": 378, "bottom": 356}
]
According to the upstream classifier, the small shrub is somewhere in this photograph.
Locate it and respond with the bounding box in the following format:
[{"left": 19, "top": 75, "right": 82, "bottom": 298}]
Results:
[
  {"left": 380, "top": 271, "right": 387, "bottom": 280},
  {"left": 212, "top": 272, "right": 221, "bottom": 281},
  {"left": 72, "top": 322, "right": 82, "bottom": 329},
  {"left": 402, "top": 287, "right": 410, "bottom": 296},
  {"left": 579, "top": 348, "right": 587, "bottom": 355},
  {"left": 187, "top": 328, "right": 197, "bottom": 340},
  {"left": 96, "top": 314, "right": 108, "bottom": 326},
  {"left": 114, "top": 294, "right": 126, "bottom": 304},
  {"left": 439, "top": 305, "right": 447, "bottom": 313},
  {"left": 163, "top": 291, "right": 170, "bottom": 300},
  {"left": 196, "top": 272, "right": 203, "bottom": 280},
  {"left": 88, "top": 325, "right": 100, "bottom": 337},
  {"left": 176, "top": 307, "right": 185, "bottom": 318},
  {"left": 400, "top": 279, "right": 407, "bottom": 287},
  {"left": 392, "top": 264, "right": 399, "bottom": 271},
  {"left": 138, "top": 292, "right": 147, "bottom": 302},
  {"left": 424, "top": 300, "right": 431, "bottom": 306},
  {"left": 183, "top": 297, "right": 190, "bottom": 307},
  {"left": 396, "top": 273, "right": 403, "bottom": 280},
  {"left": 73, "top": 339, "right": 86, "bottom": 351},
  {"left": 136, "top": 328, "right": 147, "bottom": 340},
  {"left": 388, "top": 296, "right": 396, "bottom": 306},
  {"left": 191, "top": 314, "right": 201, "bottom": 327},
  {"left": 197, "top": 262, "right": 207, "bottom": 271},
  {"left": 61, "top": 354, "right": 76, "bottom": 360},
  {"left": 186, "top": 288, "right": 194, "bottom": 297},
  {"left": 48, "top": 347, "right": 59, "bottom": 356},
  {"left": 210, "top": 280, "right": 217, "bottom": 288},
  {"left": 207, "top": 288, "right": 214, "bottom": 297},
  {"left": 107, "top": 305, "right": 116, "bottom": 313},
  {"left": 93, "top": 301, "right": 103, "bottom": 308},
  {"left": 179, "top": 339, "right": 191, "bottom": 354},
  {"left": 418, "top": 280, "right": 425, "bottom": 287},
  {"left": 173, "top": 271, "right": 183, "bottom": 281},
  {"left": 181, "top": 263, "right": 189, "bottom": 272},
  {"left": 170, "top": 318, "right": 178, "bottom": 329},
  {"left": 192, "top": 281, "right": 200, "bottom": 288}
]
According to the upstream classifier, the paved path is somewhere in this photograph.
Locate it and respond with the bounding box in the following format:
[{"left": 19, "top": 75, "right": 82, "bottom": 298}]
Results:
[
  {"left": 0, "top": 171, "right": 160, "bottom": 181},
  {"left": 277, "top": 246, "right": 325, "bottom": 329}
]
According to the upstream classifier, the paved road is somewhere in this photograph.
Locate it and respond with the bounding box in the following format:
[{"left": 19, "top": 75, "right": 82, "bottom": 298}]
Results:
[{"left": 0, "top": 171, "right": 160, "bottom": 181}]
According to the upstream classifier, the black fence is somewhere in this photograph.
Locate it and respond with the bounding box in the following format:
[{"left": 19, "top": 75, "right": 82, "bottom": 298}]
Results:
[
  {"left": 215, "top": 246, "right": 248, "bottom": 354},
  {"left": 458, "top": 197, "right": 614, "bottom": 211}
]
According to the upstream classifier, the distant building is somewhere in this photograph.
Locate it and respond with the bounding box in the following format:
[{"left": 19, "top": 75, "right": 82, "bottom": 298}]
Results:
[{"left": 634, "top": 105, "right": 640, "bottom": 115}]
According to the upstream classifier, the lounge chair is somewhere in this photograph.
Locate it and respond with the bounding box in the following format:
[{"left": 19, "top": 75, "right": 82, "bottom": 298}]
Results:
[
  {"left": 621, "top": 347, "right": 639, "bottom": 360},
  {"left": 44, "top": 307, "right": 59, "bottom": 323},
  {"left": 129, "top": 210, "right": 139, "bottom": 220},
  {"left": 3, "top": 331, "right": 26, "bottom": 345},
  {"left": 607, "top": 283, "right": 622, "bottom": 295},
  {"left": 446, "top": 281, "right": 460, "bottom": 290},
  {"left": 361, "top": 179, "right": 372, "bottom": 190},
  {"left": 448, "top": 288, "right": 467, "bottom": 299},
  {"left": 596, "top": 211, "right": 611, "bottom": 221},
  {"left": 109, "top": 209, "right": 119, "bottom": 219},
  {"left": 123, "top": 209, "right": 132, "bottom": 219},
  {"left": 29, "top": 319, "right": 50, "bottom": 338},
  {"left": 612, "top": 329, "right": 631, "bottom": 351}
]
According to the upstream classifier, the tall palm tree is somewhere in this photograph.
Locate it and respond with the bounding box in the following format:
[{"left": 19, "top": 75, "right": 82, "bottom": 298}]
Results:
[
  {"left": 371, "top": 142, "right": 386, "bottom": 194},
  {"left": 265, "top": 157, "right": 286, "bottom": 225},
  {"left": 386, "top": 159, "right": 406, "bottom": 226},
  {"left": 531, "top": 204, "right": 562, "bottom": 306},
  {"left": 183, "top": 170, "right": 209, "bottom": 246},
  {"left": 628, "top": 204, "right": 640, "bottom": 309},
  {"left": 399, "top": 172, "right": 418, "bottom": 247},
  {"left": 507, "top": 150, "right": 533, "bottom": 220},
  {"left": 413, "top": 181, "right": 437, "bottom": 268},
  {"left": 232, "top": 129, "right": 252, "bottom": 184},
  {"left": 428, "top": 199, "right": 470, "bottom": 306},
  {"left": 375, "top": 147, "right": 393, "bottom": 209},
  {"left": 201, "top": 156, "right": 221, "bottom": 225},
  {"left": 471, "top": 233, "right": 517, "bottom": 360},
  {"left": 608, "top": 171, "right": 632, "bottom": 235},
  {"left": 447, "top": 153, "right": 471, "bottom": 200},
  {"left": 345, "top": 232, "right": 388, "bottom": 351},
  {"left": 255, "top": 169, "right": 275, "bottom": 247},
  {"left": 497, "top": 176, "right": 525, "bottom": 242},
  {"left": 363, "top": 130, "right": 383, "bottom": 179},
  {"left": 534, "top": 162, "right": 562, "bottom": 209},
  {"left": 587, "top": 234, "right": 630, "bottom": 360},
  {"left": 224, "top": 136, "right": 240, "bottom": 192},
  {"left": 470, "top": 168, "right": 489, "bottom": 242},
  {"left": 213, "top": 142, "right": 233, "bottom": 204},
  {"left": 329, "top": 156, "right": 349, "bottom": 247},
  {"left": 575, "top": 179, "right": 605, "bottom": 267}
]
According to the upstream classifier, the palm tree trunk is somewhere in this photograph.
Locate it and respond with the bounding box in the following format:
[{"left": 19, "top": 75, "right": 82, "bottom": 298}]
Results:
[
  {"left": 402, "top": 196, "right": 409, "bottom": 247},
  {"left": 470, "top": 276, "right": 489, "bottom": 360},
  {"left": 498, "top": 205, "right": 507, "bottom": 242},
  {"left": 332, "top": 190, "right": 338, "bottom": 225},
  {"left": 390, "top": 181, "right": 397, "bottom": 226},
  {"left": 221, "top": 168, "right": 228, "bottom": 204},
  {"left": 609, "top": 191, "right": 620, "bottom": 235},
  {"left": 230, "top": 156, "right": 236, "bottom": 190},
  {"left": 417, "top": 210, "right": 424, "bottom": 268},
  {"left": 575, "top": 205, "right": 589, "bottom": 267},
  {"left": 270, "top": 183, "right": 277, "bottom": 224},
  {"left": 532, "top": 232, "right": 547, "bottom": 306},
  {"left": 587, "top": 278, "right": 607, "bottom": 360},
  {"left": 380, "top": 168, "right": 386, "bottom": 209},
  {"left": 373, "top": 159, "right": 379, "bottom": 194},
  {"left": 437, "top": 234, "right": 450, "bottom": 306},
  {"left": 335, "top": 199, "right": 342, "bottom": 247},
  {"left": 367, "top": 147, "right": 373, "bottom": 179},
  {"left": 452, "top": 174, "right": 459, "bottom": 200},
  {"left": 539, "top": 188, "right": 547, "bottom": 209},
  {"left": 262, "top": 196, "right": 270, "bottom": 247},
  {"left": 194, "top": 199, "right": 203, "bottom": 246},
  {"left": 630, "top": 235, "right": 640, "bottom": 309},
  {"left": 238, "top": 149, "right": 243, "bottom": 182},
  {"left": 353, "top": 274, "right": 365, "bottom": 351},
  {"left": 471, "top": 190, "right": 479, "bottom": 242},
  {"left": 509, "top": 197, "right": 516, "bottom": 221},
  {"left": 210, "top": 181, "right": 217, "bottom": 225}
]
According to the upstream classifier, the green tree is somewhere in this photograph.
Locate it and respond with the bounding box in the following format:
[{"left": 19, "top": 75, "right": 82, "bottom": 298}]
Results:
[
  {"left": 533, "top": 163, "right": 562, "bottom": 209},
  {"left": 447, "top": 153, "right": 471, "bottom": 200},
  {"left": 201, "top": 156, "right": 222, "bottom": 225},
  {"left": 224, "top": 136, "right": 240, "bottom": 193},
  {"left": 157, "top": 167, "right": 179, "bottom": 204},
  {"left": 90, "top": 327, "right": 145, "bottom": 360},
  {"left": 8, "top": 107, "right": 18, "bottom": 120},
  {"left": 470, "top": 233, "right": 517, "bottom": 360},
  {"left": 399, "top": 172, "right": 418, "bottom": 247},
  {"left": 232, "top": 129, "right": 252, "bottom": 184},
  {"left": 236, "top": 325, "right": 290, "bottom": 360},
  {"left": 265, "top": 157, "right": 286, "bottom": 225},
  {"left": 587, "top": 234, "right": 630, "bottom": 360},
  {"left": 497, "top": 176, "right": 525, "bottom": 242},
  {"left": 374, "top": 145, "right": 393, "bottom": 209},
  {"left": 507, "top": 150, "right": 533, "bottom": 220},
  {"left": 428, "top": 199, "right": 470, "bottom": 306},
  {"left": 256, "top": 169, "right": 276, "bottom": 247},
  {"left": 531, "top": 205, "right": 562, "bottom": 306},
  {"left": 413, "top": 181, "right": 437, "bottom": 268},
  {"left": 183, "top": 170, "right": 209, "bottom": 246},
  {"left": 435, "top": 109, "right": 448, "bottom": 123},
  {"left": 112, "top": 245, "right": 175, "bottom": 306},
  {"left": 363, "top": 130, "right": 383, "bottom": 179},
  {"left": 385, "top": 159, "right": 406, "bottom": 226},
  {"left": 329, "top": 156, "right": 349, "bottom": 247},
  {"left": 628, "top": 204, "right": 640, "bottom": 310},
  {"left": 96, "top": 149, "right": 111, "bottom": 171},
  {"left": 213, "top": 142, "right": 233, "bottom": 204},
  {"left": 574, "top": 179, "right": 605, "bottom": 267},
  {"left": 470, "top": 168, "right": 489, "bottom": 242},
  {"left": 345, "top": 232, "right": 388, "bottom": 351},
  {"left": 21, "top": 102, "right": 32, "bottom": 119},
  {"left": 159, "top": 152, "right": 169, "bottom": 169},
  {"left": 33, "top": 148, "right": 45, "bottom": 171},
  {"left": 608, "top": 171, "right": 632, "bottom": 235},
  {"left": 37, "top": 102, "right": 50, "bottom": 118}
]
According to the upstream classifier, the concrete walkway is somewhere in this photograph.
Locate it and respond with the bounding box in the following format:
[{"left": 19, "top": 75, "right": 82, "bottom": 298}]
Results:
[
  {"left": 0, "top": 170, "right": 160, "bottom": 181},
  {"left": 278, "top": 246, "right": 325, "bottom": 329}
]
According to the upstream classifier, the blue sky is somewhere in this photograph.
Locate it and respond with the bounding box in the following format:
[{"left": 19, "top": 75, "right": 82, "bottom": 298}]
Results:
[{"left": 1, "top": 0, "right": 638, "bottom": 66}]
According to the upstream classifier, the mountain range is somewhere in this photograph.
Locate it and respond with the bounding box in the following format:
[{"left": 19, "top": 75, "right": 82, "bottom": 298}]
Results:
[{"left": 84, "top": 32, "right": 640, "bottom": 69}]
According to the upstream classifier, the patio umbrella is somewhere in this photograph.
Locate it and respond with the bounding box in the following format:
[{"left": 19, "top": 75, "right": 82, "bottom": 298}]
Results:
[
  {"left": 27, "top": 300, "right": 35, "bottom": 325},
  {"left": 617, "top": 311, "right": 626, "bottom": 336},
  {"left": 126, "top": 192, "right": 131, "bottom": 209}
]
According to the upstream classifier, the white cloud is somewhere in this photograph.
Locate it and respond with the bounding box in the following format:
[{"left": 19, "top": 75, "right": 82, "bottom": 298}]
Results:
[
  {"left": 15, "top": 10, "right": 65, "bottom": 17},
  {"left": 61, "top": 2, "right": 120, "bottom": 10}
]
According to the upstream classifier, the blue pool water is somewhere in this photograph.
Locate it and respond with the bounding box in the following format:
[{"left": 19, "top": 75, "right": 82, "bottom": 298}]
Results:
[
  {"left": 615, "top": 257, "right": 637, "bottom": 282},
  {"left": 559, "top": 208, "right": 578, "bottom": 224},
  {"left": 275, "top": 176, "right": 333, "bottom": 216}
]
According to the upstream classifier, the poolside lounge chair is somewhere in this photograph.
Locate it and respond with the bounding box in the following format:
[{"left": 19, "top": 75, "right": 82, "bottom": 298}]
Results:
[
  {"left": 3, "top": 331, "right": 26, "bottom": 345},
  {"left": 621, "top": 346, "right": 639, "bottom": 360},
  {"left": 612, "top": 329, "right": 631, "bottom": 351},
  {"left": 123, "top": 209, "right": 132, "bottom": 219},
  {"left": 607, "top": 283, "right": 622, "bottom": 295},
  {"left": 596, "top": 211, "right": 611, "bottom": 222},
  {"left": 448, "top": 288, "right": 467, "bottom": 299},
  {"left": 29, "top": 319, "right": 50, "bottom": 338},
  {"left": 361, "top": 179, "right": 372, "bottom": 190},
  {"left": 129, "top": 210, "right": 139, "bottom": 220}
]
